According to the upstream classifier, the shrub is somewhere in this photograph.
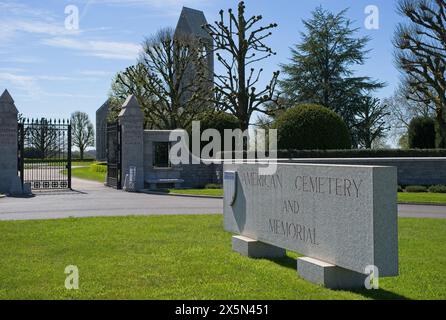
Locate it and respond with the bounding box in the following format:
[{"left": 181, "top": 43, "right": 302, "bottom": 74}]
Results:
[
  {"left": 428, "top": 185, "right": 446, "bottom": 193},
  {"left": 205, "top": 184, "right": 222, "bottom": 189},
  {"left": 274, "top": 104, "right": 351, "bottom": 150},
  {"left": 408, "top": 117, "right": 436, "bottom": 149},
  {"left": 192, "top": 111, "right": 240, "bottom": 155},
  {"left": 197, "top": 111, "right": 240, "bottom": 133},
  {"left": 405, "top": 185, "right": 428, "bottom": 193}
]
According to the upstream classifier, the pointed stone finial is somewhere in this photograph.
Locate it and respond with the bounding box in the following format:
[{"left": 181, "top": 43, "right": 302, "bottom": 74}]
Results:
[
  {"left": 0, "top": 89, "right": 14, "bottom": 103},
  {"left": 119, "top": 95, "right": 143, "bottom": 118},
  {"left": 0, "top": 89, "right": 18, "bottom": 114}
]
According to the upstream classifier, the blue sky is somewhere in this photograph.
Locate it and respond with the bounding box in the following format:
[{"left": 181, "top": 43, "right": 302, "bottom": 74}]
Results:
[{"left": 0, "top": 0, "right": 403, "bottom": 125}]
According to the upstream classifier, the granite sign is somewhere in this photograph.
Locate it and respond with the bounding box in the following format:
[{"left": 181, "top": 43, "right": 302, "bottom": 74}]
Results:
[{"left": 224, "top": 162, "right": 398, "bottom": 289}]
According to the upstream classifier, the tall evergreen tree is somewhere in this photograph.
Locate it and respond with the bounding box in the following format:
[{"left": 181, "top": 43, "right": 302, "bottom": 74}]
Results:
[{"left": 279, "top": 7, "right": 384, "bottom": 130}]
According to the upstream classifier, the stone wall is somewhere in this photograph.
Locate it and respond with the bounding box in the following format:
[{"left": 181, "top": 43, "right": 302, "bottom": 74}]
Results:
[
  {"left": 142, "top": 130, "right": 222, "bottom": 188},
  {"left": 279, "top": 158, "right": 446, "bottom": 186},
  {"left": 214, "top": 158, "right": 445, "bottom": 186},
  {"left": 143, "top": 130, "right": 183, "bottom": 183},
  {"left": 180, "top": 162, "right": 222, "bottom": 188},
  {"left": 142, "top": 154, "right": 446, "bottom": 188}
]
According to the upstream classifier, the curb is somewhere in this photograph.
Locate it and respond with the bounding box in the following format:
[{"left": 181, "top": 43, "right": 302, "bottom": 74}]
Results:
[
  {"left": 0, "top": 194, "right": 5, "bottom": 199},
  {"left": 139, "top": 193, "right": 446, "bottom": 204},
  {"left": 398, "top": 202, "right": 446, "bottom": 207},
  {"left": 140, "top": 190, "right": 223, "bottom": 199}
]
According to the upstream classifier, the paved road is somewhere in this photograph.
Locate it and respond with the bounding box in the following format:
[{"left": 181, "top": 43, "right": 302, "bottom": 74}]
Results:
[
  {"left": 0, "top": 178, "right": 222, "bottom": 221},
  {"left": 0, "top": 178, "right": 445, "bottom": 220},
  {"left": 398, "top": 204, "right": 446, "bottom": 219}
]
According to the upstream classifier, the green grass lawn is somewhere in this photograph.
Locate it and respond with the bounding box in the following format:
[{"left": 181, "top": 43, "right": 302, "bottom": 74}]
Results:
[
  {"left": 0, "top": 215, "right": 444, "bottom": 300},
  {"left": 68, "top": 168, "right": 446, "bottom": 206},
  {"left": 398, "top": 192, "right": 446, "bottom": 205},
  {"left": 70, "top": 166, "right": 106, "bottom": 183},
  {"left": 167, "top": 190, "right": 445, "bottom": 203},
  {"left": 71, "top": 161, "right": 95, "bottom": 167},
  {"left": 167, "top": 189, "right": 224, "bottom": 197},
  {"left": 68, "top": 167, "right": 446, "bottom": 206}
]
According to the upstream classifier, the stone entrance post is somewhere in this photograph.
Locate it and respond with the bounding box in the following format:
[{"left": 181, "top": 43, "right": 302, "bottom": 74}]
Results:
[
  {"left": 118, "top": 95, "right": 144, "bottom": 191},
  {"left": 0, "top": 90, "right": 22, "bottom": 195}
]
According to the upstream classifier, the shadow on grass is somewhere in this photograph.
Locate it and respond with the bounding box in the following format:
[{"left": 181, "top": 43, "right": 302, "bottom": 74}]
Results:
[
  {"left": 269, "top": 255, "right": 297, "bottom": 271},
  {"left": 349, "top": 288, "right": 411, "bottom": 300},
  {"left": 269, "top": 255, "right": 411, "bottom": 300}
]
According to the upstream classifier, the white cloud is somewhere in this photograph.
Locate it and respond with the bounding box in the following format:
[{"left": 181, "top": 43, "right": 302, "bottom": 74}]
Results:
[
  {"left": 0, "top": 1, "right": 79, "bottom": 42},
  {"left": 78, "top": 70, "right": 115, "bottom": 77},
  {"left": 0, "top": 72, "right": 101, "bottom": 99},
  {"left": 0, "top": 2, "right": 55, "bottom": 18},
  {"left": 42, "top": 37, "right": 141, "bottom": 60},
  {"left": 77, "top": 0, "right": 212, "bottom": 17},
  {"left": 0, "top": 56, "right": 43, "bottom": 64},
  {"left": 0, "top": 72, "right": 42, "bottom": 98}
]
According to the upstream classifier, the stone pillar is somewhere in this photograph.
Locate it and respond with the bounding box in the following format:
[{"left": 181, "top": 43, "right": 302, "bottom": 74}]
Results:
[
  {"left": 118, "top": 95, "right": 144, "bottom": 191},
  {"left": 0, "top": 90, "right": 22, "bottom": 195}
]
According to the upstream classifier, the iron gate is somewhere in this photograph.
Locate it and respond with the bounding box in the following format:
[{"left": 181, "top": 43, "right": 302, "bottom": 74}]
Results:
[
  {"left": 18, "top": 118, "right": 72, "bottom": 190},
  {"left": 106, "top": 122, "right": 122, "bottom": 189}
]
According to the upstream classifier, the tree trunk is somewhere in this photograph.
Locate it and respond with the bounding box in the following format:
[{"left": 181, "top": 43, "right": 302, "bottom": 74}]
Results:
[
  {"left": 80, "top": 148, "right": 84, "bottom": 160},
  {"left": 435, "top": 105, "right": 446, "bottom": 148},
  {"left": 237, "top": 4, "right": 248, "bottom": 134}
]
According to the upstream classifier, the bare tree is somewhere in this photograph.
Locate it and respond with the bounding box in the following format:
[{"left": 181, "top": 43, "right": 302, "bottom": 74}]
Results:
[
  {"left": 353, "top": 96, "right": 390, "bottom": 149},
  {"left": 114, "top": 28, "right": 210, "bottom": 130},
  {"left": 384, "top": 83, "right": 436, "bottom": 145},
  {"left": 109, "top": 68, "right": 159, "bottom": 129},
  {"left": 201, "top": 1, "right": 280, "bottom": 130},
  {"left": 394, "top": 0, "right": 446, "bottom": 147},
  {"left": 25, "top": 118, "right": 58, "bottom": 159},
  {"left": 71, "top": 112, "right": 94, "bottom": 160}
]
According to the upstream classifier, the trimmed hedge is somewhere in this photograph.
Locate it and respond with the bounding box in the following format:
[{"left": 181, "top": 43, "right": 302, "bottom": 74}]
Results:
[
  {"left": 428, "top": 185, "right": 446, "bottom": 193},
  {"left": 276, "top": 148, "right": 446, "bottom": 158},
  {"left": 205, "top": 184, "right": 223, "bottom": 189},
  {"left": 405, "top": 185, "right": 428, "bottom": 193},
  {"left": 408, "top": 117, "right": 436, "bottom": 149},
  {"left": 274, "top": 104, "right": 351, "bottom": 150},
  {"left": 195, "top": 111, "right": 240, "bottom": 133},
  {"left": 193, "top": 111, "right": 241, "bottom": 153}
]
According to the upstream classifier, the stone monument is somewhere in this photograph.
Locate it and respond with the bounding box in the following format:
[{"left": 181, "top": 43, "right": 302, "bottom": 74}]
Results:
[
  {"left": 119, "top": 95, "right": 144, "bottom": 191},
  {"left": 96, "top": 99, "right": 110, "bottom": 161},
  {"left": 0, "top": 90, "right": 23, "bottom": 195},
  {"left": 224, "top": 162, "right": 399, "bottom": 289}
]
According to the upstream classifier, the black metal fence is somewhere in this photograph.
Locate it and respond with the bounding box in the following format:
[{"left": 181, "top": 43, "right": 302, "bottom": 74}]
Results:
[
  {"left": 106, "top": 122, "right": 122, "bottom": 189},
  {"left": 18, "top": 118, "right": 72, "bottom": 190}
]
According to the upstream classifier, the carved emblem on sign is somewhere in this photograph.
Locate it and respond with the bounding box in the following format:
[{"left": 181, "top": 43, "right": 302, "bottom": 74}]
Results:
[{"left": 224, "top": 171, "right": 237, "bottom": 206}]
